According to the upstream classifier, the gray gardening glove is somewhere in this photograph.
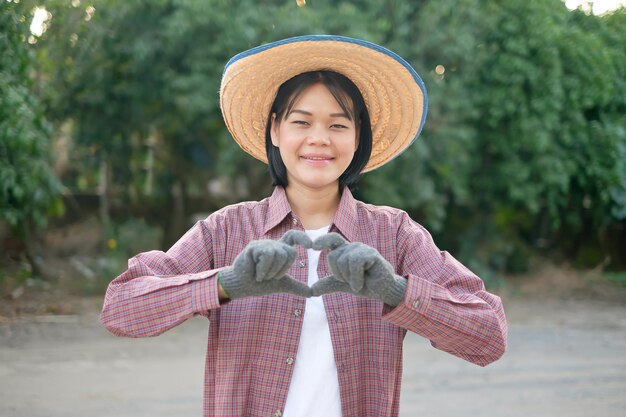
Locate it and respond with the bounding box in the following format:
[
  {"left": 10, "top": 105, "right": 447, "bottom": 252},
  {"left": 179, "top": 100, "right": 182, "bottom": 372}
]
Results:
[
  {"left": 311, "top": 233, "right": 407, "bottom": 306},
  {"left": 218, "top": 230, "right": 313, "bottom": 300}
]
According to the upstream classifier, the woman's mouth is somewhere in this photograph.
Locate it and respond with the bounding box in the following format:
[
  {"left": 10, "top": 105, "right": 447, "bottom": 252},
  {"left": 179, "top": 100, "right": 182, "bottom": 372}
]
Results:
[{"left": 300, "top": 154, "right": 334, "bottom": 166}]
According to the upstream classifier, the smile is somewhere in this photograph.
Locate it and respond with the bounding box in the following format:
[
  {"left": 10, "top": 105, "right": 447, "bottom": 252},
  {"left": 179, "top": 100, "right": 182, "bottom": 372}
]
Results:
[
  {"left": 301, "top": 156, "right": 333, "bottom": 160},
  {"left": 300, "top": 155, "right": 334, "bottom": 166}
]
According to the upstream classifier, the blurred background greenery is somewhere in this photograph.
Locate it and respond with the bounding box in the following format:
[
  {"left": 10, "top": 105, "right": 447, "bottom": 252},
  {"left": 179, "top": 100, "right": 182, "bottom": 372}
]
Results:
[{"left": 1, "top": 0, "right": 625, "bottom": 305}]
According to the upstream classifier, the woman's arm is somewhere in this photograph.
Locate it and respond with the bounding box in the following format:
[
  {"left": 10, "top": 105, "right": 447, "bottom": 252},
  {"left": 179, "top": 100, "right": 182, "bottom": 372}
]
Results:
[
  {"left": 383, "top": 212, "right": 508, "bottom": 367},
  {"left": 100, "top": 218, "right": 225, "bottom": 338}
]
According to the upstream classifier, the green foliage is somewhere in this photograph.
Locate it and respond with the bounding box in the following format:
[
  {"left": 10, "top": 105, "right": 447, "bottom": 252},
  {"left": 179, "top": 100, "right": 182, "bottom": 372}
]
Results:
[
  {"left": 106, "top": 218, "right": 163, "bottom": 260},
  {"left": 76, "top": 218, "right": 164, "bottom": 295},
  {"left": 22, "top": 0, "right": 626, "bottom": 275},
  {"left": 605, "top": 271, "right": 626, "bottom": 288},
  {"left": 365, "top": 0, "right": 626, "bottom": 273},
  {"left": 0, "top": 2, "right": 61, "bottom": 235}
]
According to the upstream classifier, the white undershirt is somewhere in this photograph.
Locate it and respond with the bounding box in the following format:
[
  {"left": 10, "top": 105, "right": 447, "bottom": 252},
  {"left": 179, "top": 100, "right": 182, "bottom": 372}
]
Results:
[{"left": 282, "top": 225, "right": 342, "bottom": 417}]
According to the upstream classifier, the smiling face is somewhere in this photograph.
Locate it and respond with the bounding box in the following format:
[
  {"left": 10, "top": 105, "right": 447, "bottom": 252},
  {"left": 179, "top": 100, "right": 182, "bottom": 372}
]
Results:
[{"left": 270, "top": 83, "right": 358, "bottom": 192}]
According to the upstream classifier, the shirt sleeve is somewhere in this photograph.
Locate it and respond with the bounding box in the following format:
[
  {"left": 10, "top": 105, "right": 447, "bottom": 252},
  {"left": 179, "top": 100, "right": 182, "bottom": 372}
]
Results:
[
  {"left": 100, "top": 217, "right": 225, "bottom": 338},
  {"left": 382, "top": 212, "right": 508, "bottom": 367}
]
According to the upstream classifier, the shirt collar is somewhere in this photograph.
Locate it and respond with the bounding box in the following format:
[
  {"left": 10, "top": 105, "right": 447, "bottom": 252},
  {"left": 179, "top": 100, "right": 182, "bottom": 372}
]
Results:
[
  {"left": 264, "top": 187, "right": 293, "bottom": 234},
  {"left": 264, "top": 185, "right": 359, "bottom": 242},
  {"left": 331, "top": 186, "right": 359, "bottom": 242}
]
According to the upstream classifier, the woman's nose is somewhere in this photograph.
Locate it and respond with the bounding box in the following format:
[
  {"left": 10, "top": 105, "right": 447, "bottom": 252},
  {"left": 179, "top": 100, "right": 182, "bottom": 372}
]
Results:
[{"left": 306, "top": 125, "right": 331, "bottom": 145}]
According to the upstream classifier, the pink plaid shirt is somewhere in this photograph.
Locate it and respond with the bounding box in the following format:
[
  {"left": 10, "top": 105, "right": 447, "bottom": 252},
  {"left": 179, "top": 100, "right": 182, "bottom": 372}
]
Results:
[{"left": 101, "top": 186, "right": 507, "bottom": 417}]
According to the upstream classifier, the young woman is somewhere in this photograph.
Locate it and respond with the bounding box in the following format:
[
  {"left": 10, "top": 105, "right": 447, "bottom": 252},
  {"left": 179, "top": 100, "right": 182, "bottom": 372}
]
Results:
[{"left": 101, "top": 35, "right": 507, "bottom": 417}]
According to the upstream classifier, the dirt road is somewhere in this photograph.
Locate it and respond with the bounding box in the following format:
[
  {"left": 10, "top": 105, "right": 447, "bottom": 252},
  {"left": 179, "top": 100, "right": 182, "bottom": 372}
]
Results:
[{"left": 1, "top": 297, "right": 625, "bottom": 417}]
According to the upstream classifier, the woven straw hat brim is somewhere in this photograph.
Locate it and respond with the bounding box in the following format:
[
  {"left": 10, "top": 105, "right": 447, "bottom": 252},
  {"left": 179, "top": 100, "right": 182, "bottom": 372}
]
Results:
[{"left": 220, "top": 35, "right": 428, "bottom": 172}]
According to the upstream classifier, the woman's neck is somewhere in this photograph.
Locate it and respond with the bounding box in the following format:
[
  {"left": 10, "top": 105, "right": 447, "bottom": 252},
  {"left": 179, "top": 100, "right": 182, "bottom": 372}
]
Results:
[{"left": 285, "top": 183, "right": 341, "bottom": 230}]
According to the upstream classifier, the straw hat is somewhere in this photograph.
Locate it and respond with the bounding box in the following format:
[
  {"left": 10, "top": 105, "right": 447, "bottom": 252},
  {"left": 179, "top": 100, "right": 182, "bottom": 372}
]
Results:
[{"left": 220, "top": 35, "right": 428, "bottom": 172}]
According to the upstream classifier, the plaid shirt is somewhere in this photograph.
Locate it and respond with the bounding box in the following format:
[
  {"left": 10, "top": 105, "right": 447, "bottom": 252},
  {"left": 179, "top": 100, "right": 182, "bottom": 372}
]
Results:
[{"left": 101, "top": 186, "right": 507, "bottom": 417}]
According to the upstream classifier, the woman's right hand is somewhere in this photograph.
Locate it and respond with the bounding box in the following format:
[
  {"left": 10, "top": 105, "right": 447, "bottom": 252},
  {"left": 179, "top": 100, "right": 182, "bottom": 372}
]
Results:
[{"left": 218, "top": 230, "right": 313, "bottom": 300}]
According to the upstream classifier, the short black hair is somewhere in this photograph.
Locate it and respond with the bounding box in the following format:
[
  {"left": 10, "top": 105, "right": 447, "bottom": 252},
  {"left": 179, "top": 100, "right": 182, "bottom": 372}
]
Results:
[{"left": 265, "top": 71, "right": 372, "bottom": 191}]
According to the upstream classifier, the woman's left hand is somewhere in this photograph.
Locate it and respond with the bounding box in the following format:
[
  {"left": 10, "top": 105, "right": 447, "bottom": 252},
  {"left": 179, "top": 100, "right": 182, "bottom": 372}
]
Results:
[{"left": 311, "top": 233, "right": 407, "bottom": 306}]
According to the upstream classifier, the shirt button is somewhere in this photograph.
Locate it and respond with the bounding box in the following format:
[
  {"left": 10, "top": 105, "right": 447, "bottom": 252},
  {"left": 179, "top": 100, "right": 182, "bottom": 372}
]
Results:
[
  {"left": 275, "top": 410, "right": 282, "bottom": 417},
  {"left": 294, "top": 309, "right": 302, "bottom": 317},
  {"left": 298, "top": 261, "right": 306, "bottom": 268},
  {"left": 286, "top": 357, "right": 294, "bottom": 365},
  {"left": 292, "top": 217, "right": 298, "bottom": 225},
  {"left": 413, "top": 299, "right": 420, "bottom": 308}
]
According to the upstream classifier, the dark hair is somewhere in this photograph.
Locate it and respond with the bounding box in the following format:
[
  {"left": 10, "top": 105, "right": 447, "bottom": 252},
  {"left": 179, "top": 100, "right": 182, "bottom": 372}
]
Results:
[{"left": 265, "top": 71, "right": 372, "bottom": 190}]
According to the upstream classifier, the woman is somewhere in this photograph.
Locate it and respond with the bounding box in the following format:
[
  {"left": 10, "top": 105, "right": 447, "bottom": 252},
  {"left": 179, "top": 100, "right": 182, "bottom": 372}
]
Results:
[{"left": 101, "top": 35, "right": 507, "bottom": 417}]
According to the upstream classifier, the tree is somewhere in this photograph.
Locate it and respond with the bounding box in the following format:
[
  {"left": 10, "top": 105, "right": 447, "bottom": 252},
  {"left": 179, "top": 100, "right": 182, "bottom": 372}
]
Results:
[
  {"left": 29, "top": 0, "right": 626, "bottom": 273},
  {"left": 0, "top": 1, "right": 62, "bottom": 268},
  {"left": 362, "top": 0, "right": 626, "bottom": 274}
]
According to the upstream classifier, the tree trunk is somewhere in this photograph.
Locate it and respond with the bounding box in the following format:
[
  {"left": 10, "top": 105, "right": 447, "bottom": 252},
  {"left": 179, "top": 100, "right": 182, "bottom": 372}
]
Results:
[
  {"left": 98, "top": 153, "right": 111, "bottom": 228},
  {"left": 163, "top": 180, "right": 186, "bottom": 249},
  {"left": 22, "top": 221, "right": 48, "bottom": 280}
]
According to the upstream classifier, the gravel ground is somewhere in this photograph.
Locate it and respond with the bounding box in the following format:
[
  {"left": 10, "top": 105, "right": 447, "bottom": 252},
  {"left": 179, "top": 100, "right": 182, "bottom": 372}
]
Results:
[{"left": 0, "top": 297, "right": 625, "bottom": 417}]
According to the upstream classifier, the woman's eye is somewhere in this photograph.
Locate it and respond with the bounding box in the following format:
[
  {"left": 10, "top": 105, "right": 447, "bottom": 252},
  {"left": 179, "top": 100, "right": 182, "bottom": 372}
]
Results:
[
  {"left": 331, "top": 124, "right": 349, "bottom": 129},
  {"left": 292, "top": 120, "right": 309, "bottom": 125}
]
